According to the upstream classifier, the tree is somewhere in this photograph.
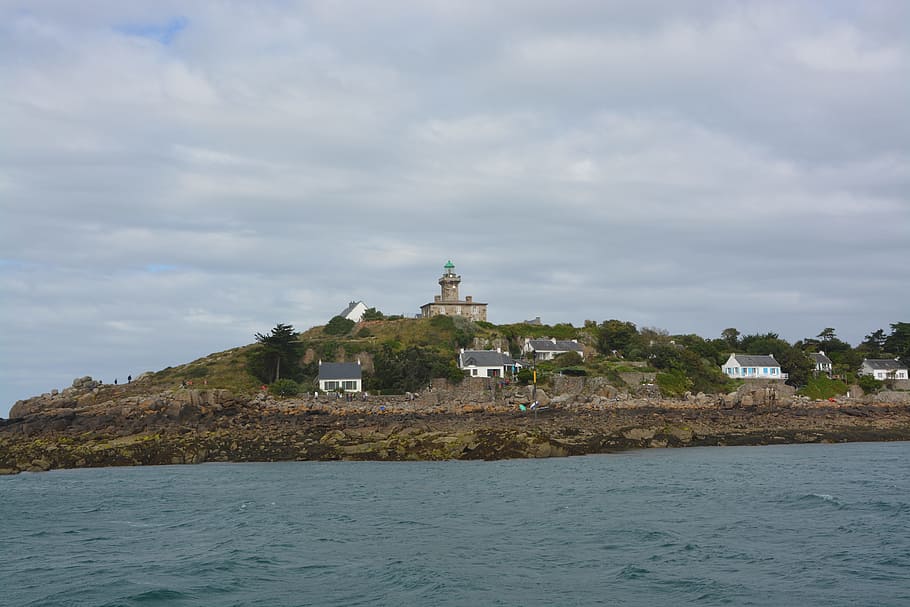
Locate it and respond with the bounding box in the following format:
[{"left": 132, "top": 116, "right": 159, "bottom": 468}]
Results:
[
  {"left": 721, "top": 328, "right": 740, "bottom": 349},
  {"left": 361, "top": 307, "right": 385, "bottom": 321},
  {"left": 270, "top": 379, "right": 300, "bottom": 396},
  {"left": 860, "top": 329, "right": 887, "bottom": 357},
  {"left": 776, "top": 347, "right": 814, "bottom": 388},
  {"left": 324, "top": 315, "right": 356, "bottom": 336},
  {"left": 251, "top": 323, "right": 299, "bottom": 383},
  {"left": 368, "top": 344, "right": 461, "bottom": 393},
  {"left": 596, "top": 320, "right": 639, "bottom": 356},
  {"left": 885, "top": 322, "right": 910, "bottom": 360},
  {"left": 817, "top": 327, "right": 836, "bottom": 342},
  {"left": 740, "top": 332, "right": 787, "bottom": 358}
]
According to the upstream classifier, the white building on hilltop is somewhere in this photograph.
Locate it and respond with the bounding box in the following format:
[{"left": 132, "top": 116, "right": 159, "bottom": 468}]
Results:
[{"left": 338, "top": 301, "right": 368, "bottom": 322}]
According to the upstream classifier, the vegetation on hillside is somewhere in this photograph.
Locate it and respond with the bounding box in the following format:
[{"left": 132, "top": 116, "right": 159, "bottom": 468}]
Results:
[{"left": 124, "top": 316, "right": 907, "bottom": 400}]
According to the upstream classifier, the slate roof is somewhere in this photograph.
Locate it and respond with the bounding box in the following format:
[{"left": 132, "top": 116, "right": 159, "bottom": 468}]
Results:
[
  {"left": 863, "top": 358, "right": 907, "bottom": 371},
  {"left": 460, "top": 351, "right": 514, "bottom": 367},
  {"left": 810, "top": 352, "right": 833, "bottom": 365},
  {"left": 318, "top": 362, "right": 362, "bottom": 380},
  {"left": 730, "top": 354, "right": 780, "bottom": 367},
  {"left": 339, "top": 301, "right": 365, "bottom": 319},
  {"left": 527, "top": 339, "right": 583, "bottom": 353}
]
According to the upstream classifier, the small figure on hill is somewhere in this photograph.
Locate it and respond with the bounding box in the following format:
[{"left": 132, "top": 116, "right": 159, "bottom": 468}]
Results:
[
  {"left": 114, "top": 379, "right": 118, "bottom": 385},
  {"left": 127, "top": 375, "right": 132, "bottom": 383}
]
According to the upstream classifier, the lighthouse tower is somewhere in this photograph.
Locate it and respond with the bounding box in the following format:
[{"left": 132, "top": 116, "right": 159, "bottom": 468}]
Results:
[
  {"left": 439, "top": 260, "right": 460, "bottom": 301},
  {"left": 419, "top": 260, "right": 488, "bottom": 321}
]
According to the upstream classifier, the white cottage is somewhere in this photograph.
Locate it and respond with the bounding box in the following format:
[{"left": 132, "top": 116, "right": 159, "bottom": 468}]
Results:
[
  {"left": 522, "top": 338, "right": 584, "bottom": 361},
  {"left": 810, "top": 351, "right": 833, "bottom": 376},
  {"left": 859, "top": 358, "right": 908, "bottom": 381},
  {"left": 721, "top": 354, "right": 785, "bottom": 380},
  {"left": 318, "top": 361, "right": 363, "bottom": 392},
  {"left": 458, "top": 349, "right": 517, "bottom": 378}
]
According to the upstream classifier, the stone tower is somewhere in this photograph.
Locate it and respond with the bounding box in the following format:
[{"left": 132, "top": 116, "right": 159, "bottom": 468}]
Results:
[
  {"left": 439, "top": 260, "right": 460, "bottom": 301},
  {"left": 420, "top": 260, "right": 488, "bottom": 322}
]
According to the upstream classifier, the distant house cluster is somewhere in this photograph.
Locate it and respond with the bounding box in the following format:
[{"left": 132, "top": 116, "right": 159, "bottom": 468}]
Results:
[
  {"left": 323, "top": 262, "right": 908, "bottom": 395},
  {"left": 719, "top": 352, "right": 909, "bottom": 384}
]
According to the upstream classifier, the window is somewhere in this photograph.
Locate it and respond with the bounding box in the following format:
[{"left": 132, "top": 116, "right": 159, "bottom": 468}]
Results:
[
  {"left": 324, "top": 381, "right": 338, "bottom": 390},
  {"left": 342, "top": 380, "right": 358, "bottom": 390}
]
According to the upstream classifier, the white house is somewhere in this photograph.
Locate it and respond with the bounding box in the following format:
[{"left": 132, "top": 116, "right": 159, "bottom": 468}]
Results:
[
  {"left": 859, "top": 358, "right": 909, "bottom": 381},
  {"left": 522, "top": 338, "right": 584, "bottom": 361},
  {"left": 318, "top": 361, "right": 362, "bottom": 392},
  {"left": 721, "top": 354, "right": 785, "bottom": 380},
  {"left": 458, "top": 349, "right": 517, "bottom": 378},
  {"left": 810, "top": 351, "right": 833, "bottom": 376},
  {"left": 338, "top": 301, "right": 369, "bottom": 322}
]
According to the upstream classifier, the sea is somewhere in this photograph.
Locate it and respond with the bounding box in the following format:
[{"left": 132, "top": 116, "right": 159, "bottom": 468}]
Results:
[{"left": 1, "top": 442, "right": 908, "bottom": 606}]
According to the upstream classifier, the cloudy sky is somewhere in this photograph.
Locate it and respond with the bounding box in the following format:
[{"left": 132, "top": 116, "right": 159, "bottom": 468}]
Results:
[{"left": 2, "top": 1, "right": 908, "bottom": 415}]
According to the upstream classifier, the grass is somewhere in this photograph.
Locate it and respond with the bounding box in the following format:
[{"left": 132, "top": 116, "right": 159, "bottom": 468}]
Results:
[{"left": 798, "top": 376, "right": 848, "bottom": 400}]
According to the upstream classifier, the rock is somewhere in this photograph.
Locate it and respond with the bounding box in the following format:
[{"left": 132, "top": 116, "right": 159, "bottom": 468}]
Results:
[
  {"left": 667, "top": 426, "right": 694, "bottom": 443},
  {"left": 28, "top": 458, "right": 51, "bottom": 472},
  {"left": 623, "top": 427, "right": 655, "bottom": 441}
]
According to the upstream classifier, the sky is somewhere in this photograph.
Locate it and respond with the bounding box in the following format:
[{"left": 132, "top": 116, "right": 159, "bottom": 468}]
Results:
[{"left": 2, "top": 1, "right": 908, "bottom": 416}]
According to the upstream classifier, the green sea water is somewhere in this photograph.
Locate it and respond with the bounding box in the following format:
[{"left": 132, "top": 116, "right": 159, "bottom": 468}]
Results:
[{"left": 2, "top": 442, "right": 908, "bottom": 606}]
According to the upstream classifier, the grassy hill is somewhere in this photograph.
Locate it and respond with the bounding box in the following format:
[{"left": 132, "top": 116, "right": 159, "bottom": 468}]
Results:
[
  {"left": 117, "top": 316, "right": 736, "bottom": 398},
  {"left": 121, "top": 316, "right": 606, "bottom": 396}
]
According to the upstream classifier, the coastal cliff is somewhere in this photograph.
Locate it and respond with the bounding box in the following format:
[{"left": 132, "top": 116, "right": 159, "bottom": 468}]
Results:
[{"left": 3, "top": 380, "right": 910, "bottom": 474}]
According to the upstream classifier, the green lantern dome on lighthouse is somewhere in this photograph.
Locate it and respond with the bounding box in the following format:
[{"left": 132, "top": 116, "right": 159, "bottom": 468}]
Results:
[{"left": 444, "top": 260, "right": 455, "bottom": 270}]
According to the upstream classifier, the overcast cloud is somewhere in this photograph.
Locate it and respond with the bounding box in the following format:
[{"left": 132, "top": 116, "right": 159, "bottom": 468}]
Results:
[{"left": 2, "top": 1, "right": 908, "bottom": 416}]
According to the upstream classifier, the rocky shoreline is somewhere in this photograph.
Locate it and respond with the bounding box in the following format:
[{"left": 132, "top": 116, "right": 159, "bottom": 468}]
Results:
[{"left": 3, "top": 380, "right": 910, "bottom": 474}]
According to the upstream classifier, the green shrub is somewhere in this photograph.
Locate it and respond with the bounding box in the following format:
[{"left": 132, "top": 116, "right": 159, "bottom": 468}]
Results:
[
  {"left": 656, "top": 370, "right": 692, "bottom": 397},
  {"left": 324, "top": 316, "right": 355, "bottom": 336},
  {"left": 857, "top": 375, "right": 883, "bottom": 393},
  {"left": 798, "top": 376, "right": 848, "bottom": 400},
  {"left": 270, "top": 379, "right": 300, "bottom": 396}
]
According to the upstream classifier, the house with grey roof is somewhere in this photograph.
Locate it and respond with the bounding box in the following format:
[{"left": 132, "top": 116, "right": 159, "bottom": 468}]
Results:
[
  {"left": 721, "top": 353, "right": 785, "bottom": 380},
  {"left": 338, "top": 301, "right": 368, "bottom": 322},
  {"left": 810, "top": 351, "right": 833, "bottom": 376},
  {"left": 458, "top": 349, "right": 517, "bottom": 378},
  {"left": 318, "top": 361, "right": 363, "bottom": 392},
  {"left": 521, "top": 338, "right": 584, "bottom": 361},
  {"left": 859, "top": 358, "right": 908, "bottom": 381}
]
